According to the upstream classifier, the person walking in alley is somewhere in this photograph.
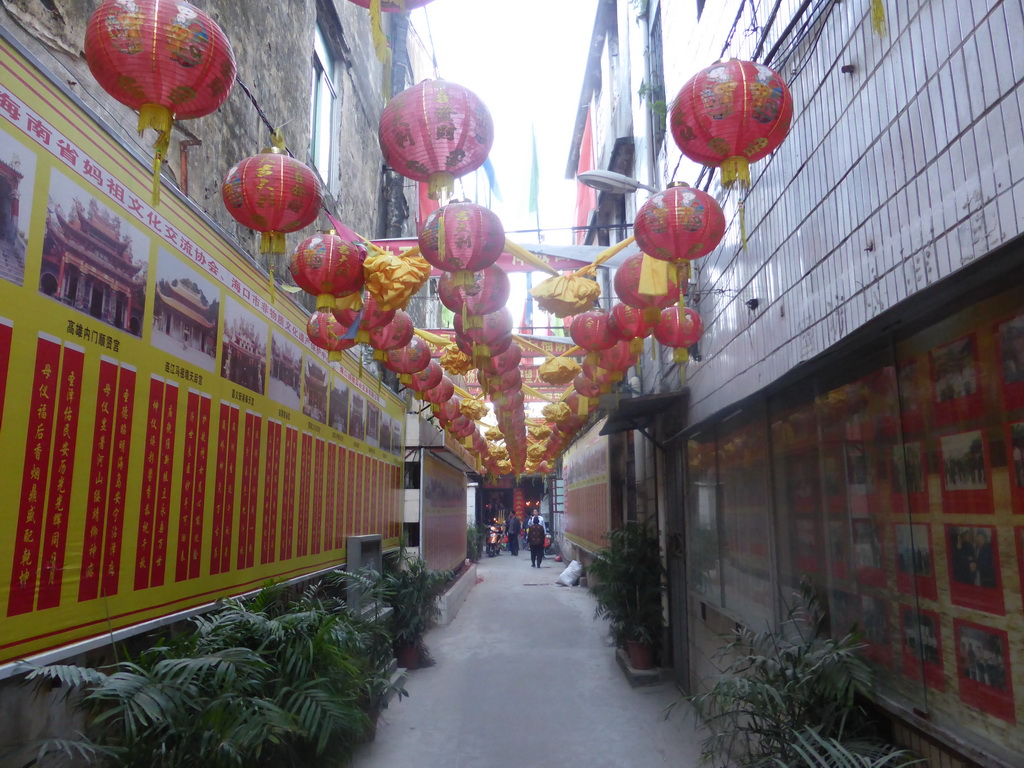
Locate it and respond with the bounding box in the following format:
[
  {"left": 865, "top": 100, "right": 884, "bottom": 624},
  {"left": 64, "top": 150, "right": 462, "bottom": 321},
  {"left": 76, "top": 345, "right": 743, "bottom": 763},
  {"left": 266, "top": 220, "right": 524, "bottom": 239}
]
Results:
[
  {"left": 506, "top": 511, "right": 521, "bottom": 556},
  {"left": 527, "top": 515, "right": 546, "bottom": 567}
]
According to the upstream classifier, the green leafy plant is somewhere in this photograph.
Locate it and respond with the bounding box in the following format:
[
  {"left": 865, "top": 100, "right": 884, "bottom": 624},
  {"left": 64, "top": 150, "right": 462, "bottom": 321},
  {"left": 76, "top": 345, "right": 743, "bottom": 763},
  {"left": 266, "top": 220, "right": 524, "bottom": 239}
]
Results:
[
  {"left": 467, "top": 525, "right": 485, "bottom": 562},
  {"left": 380, "top": 556, "right": 447, "bottom": 660},
  {"left": 673, "top": 578, "right": 920, "bottom": 768},
  {"left": 25, "top": 574, "right": 400, "bottom": 767},
  {"left": 587, "top": 522, "right": 666, "bottom": 653}
]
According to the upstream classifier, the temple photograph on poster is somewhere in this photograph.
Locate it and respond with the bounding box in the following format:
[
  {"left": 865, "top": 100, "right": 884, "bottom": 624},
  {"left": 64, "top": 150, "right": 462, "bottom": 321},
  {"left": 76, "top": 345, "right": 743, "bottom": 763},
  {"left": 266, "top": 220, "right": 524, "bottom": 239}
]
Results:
[
  {"left": 328, "top": 375, "right": 348, "bottom": 434},
  {"left": 349, "top": 391, "right": 365, "bottom": 442},
  {"left": 41, "top": 168, "right": 148, "bottom": 336},
  {"left": 0, "top": 125, "right": 33, "bottom": 287},
  {"left": 379, "top": 414, "right": 392, "bottom": 454},
  {"left": 365, "top": 403, "right": 379, "bottom": 448},
  {"left": 268, "top": 330, "right": 301, "bottom": 409},
  {"left": 221, "top": 298, "right": 267, "bottom": 395},
  {"left": 302, "top": 357, "right": 327, "bottom": 424},
  {"left": 150, "top": 249, "right": 219, "bottom": 371}
]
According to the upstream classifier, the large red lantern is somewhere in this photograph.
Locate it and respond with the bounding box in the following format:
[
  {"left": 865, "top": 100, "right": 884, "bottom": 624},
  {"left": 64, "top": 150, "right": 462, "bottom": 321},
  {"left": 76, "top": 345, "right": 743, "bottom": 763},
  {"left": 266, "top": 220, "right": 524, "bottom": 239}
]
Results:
[
  {"left": 306, "top": 310, "right": 357, "bottom": 362},
  {"left": 438, "top": 264, "right": 510, "bottom": 317},
  {"left": 222, "top": 148, "right": 323, "bottom": 254},
  {"left": 634, "top": 184, "right": 725, "bottom": 264},
  {"left": 368, "top": 310, "right": 414, "bottom": 359},
  {"left": 333, "top": 294, "right": 396, "bottom": 345},
  {"left": 289, "top": 230, "right": 367, "bottom": 310},
  {"left": 614, "top": 253, "right": 683, "bottom": 324},
  {"left": 379, "top": 79, "right": 494, "bottom": 200},
  {"left": 569, "top": 309, "right": 617, "bottom": 365},
  {"left": 654, "top": 306, "right": 704, "bottom": 363},
  {"left": 434, "top": 396, "right": 462, "bottom": 423},
  {"left": 407, "top": 361, "right": 444, "bottom": 394},
  {"left": 419, "top": 203, "right": 505, "bottom": 283},
  {"left": 454, "top": 307, "right": 513, "bottom": 358},
  {"left": 670, "top": 59, "right": 794, "bottom": 189},
  {"left": 421, "top": 376, "right": 455, "bottom": 405},
  {"left": 608, "top": 303, "right": 656, "bottom": 355},
  {"left": 85, "top": 0, "right": 236, "bottom": 205},
  {"left": 486, "top": 368, "right": 522, "bottom": 394},
  {"left": 455, "top": 331, "right": 512, "bottom": 359},
  {"left": 384, "top": 336, "right": 432, "bottom": 383}
]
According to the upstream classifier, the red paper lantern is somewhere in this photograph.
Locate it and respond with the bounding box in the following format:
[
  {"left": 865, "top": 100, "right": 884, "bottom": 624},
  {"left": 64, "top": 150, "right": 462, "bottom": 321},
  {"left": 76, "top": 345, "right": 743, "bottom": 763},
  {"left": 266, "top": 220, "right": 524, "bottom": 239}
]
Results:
[
  {"left": 421, "top": 376, "right": 455, "bottom": 405},
  {"left": 379, "top": 79, "right": 494, "bottom": 200},
  {"left": 634, "top": 184, "right": 726, "bottom": 264},
  {"left": 613, "top": 253, "right": 683, "bottom": 324},
  {"left": 438, "top": 264, "right": 510, "bottom": 317},
  {"left": 654, "top": 306, "right": 704, "bottom": 363},
  {"left": 384, "top": 336, "right": 432, "bottom": 382},
  {"left": 448, "top": 415, "right": 476, "bottom": 439},
  {"left": 455, "top": 331, "right": 512, "bottom": 359},
  {"left": 608, "top": 303, "right": 656, "bottom": 355},
  {"left": 569, "top": 310, "right": 617, "bottom": 362},
  {"left": 487, "top": 368, "right": 522, "bottom": 394},
  {"left": 333, "top": 294, "right": 396, "bottom": 345},
  {"left": 407, "top": 361, "right": 444, "bottom": 394},
  {"left": 434, "top": 396, "right": 462, "bottom": 423},
  {"left": 368, "top": 310, "right": 414, "bottom": 359},
  {"left": 222, "top": 148, "right": 323, "bottom": 254},
  {"left": 419, "top": 203, "right": 505, "bottom": 282},
  {"left": 85, "top": 0, "right": 236, "bottom": 204},
  {"left": 573, "top": 373, "right": 606, "bottom": 398},
  {"left": 454, "top": 307, "right": 513, "bottom": 358},
  {"left": 670, "top": 59, "right": 794, "bottom": 189},
  {"left": 478, "top": 342, "right": 521, "bottom": 376},
  {"left": 289, "top": 230, "right": 366, "bottom": 310},
  {"left": 306, "top": 310, "right": 357, "bottom": 362}
]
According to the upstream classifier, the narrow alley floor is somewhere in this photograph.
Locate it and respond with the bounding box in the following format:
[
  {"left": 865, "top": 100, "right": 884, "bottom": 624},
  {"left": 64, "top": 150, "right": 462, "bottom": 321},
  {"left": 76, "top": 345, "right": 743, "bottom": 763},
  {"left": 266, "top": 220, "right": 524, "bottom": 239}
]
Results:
[{"left": 353, "top": 552, "right": 703, "bottom": 768}]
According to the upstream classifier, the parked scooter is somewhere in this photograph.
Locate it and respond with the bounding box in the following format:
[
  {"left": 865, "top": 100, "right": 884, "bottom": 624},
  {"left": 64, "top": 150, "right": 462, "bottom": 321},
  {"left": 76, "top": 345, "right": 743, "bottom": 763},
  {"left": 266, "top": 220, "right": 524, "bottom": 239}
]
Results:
[{"left": 486, "top": 524, "right": 504, "bottom": 557}]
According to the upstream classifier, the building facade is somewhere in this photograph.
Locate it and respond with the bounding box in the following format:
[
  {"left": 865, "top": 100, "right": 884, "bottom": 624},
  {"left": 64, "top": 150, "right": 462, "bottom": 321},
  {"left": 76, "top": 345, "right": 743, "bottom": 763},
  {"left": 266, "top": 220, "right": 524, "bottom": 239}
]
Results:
[{"left": 569, "top": 1, "right": 1024, "bottom": 764}]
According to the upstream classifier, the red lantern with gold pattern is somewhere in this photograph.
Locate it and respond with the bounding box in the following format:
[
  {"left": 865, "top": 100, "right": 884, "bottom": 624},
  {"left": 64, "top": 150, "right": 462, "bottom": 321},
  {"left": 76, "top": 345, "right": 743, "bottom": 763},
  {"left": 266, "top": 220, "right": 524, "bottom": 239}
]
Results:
[
  {"left": 434, "top": 396, "right": 462, "bottom": 423},
  {"left": 289, "top": 230, "right": 366, "bottom": 310},
  {"left": 447, "top": 415, "right": 476, "bottom": 439},
  {"left": 454, "top": 306, "right": 513, "bottom": 356},
  {"left": 222, "top": 148, "right": 323, "bottom": 254},
  {"left": 478, "top": 342, "right": 521, "bottom": 376},
  {"left": 613, "top": 253, "right": 684, "bottom": 324},
  {"left": 438, "top": 263, "right": 510, "bottom": 317},
  {"left": 421, "top": 375, "right": 455, "bottom": 405},
  {"left": 654, "top": 306, "right": 704, "bottom": 363},
  {"left": 455, "top": 331, "right": 512, "bottom": 359},
  {"left": 487, "top": 368, "right": 522, "bottom": 394},
  {"left": 368, "top": 310, "right": 414, "bottom": 360},
  {"left": 569, "top": 309, "right": 617, "bottom": 364},
  {"left": 85, "top": 0, "right": 236, "bottom": 204},
  {"left": 333, "top": 294, "right": 396, "bottom": 345},
  {"left": 306, "top": 310, "right": 357, "bottom": 362},
  {"left": 384, "top": 336, "right": 432, "bottom": 383},
  {"left": 608, "top": 303, "right": 656, "bottom": 355},
  {"left": 670, "top": 59, "right": 794, "bottom": 189},
  {"left": 419, "top": 203, "right": 505, "bottom": 283},
  {"left": 573, "top": 373, "right": 606, "bottom": 398},
  {"left": 379, "top": 79, "right": 494, "bottom": 200},
  {"left": 407, "top": 361, "right": 444, "bottom": 394},
  {"left": 634, "top": 184, "right": 725, "bottom": 264}
]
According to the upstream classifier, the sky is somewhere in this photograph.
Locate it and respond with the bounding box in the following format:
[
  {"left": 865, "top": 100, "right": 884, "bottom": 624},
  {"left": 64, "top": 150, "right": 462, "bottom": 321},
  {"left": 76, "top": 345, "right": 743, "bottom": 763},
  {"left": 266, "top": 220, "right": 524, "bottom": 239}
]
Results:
[{"left": 408, "top": 0, "right": 599, "bottom": 248}]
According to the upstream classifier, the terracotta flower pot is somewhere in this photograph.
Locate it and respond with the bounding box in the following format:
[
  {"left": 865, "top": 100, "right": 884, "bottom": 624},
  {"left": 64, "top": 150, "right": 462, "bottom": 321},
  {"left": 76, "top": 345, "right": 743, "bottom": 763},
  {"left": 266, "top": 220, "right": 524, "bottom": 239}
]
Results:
[
  {"left": 396, "top": 643, "right": 420, "bottom": 670},
  {"left": 626, "top": 640, "right": 653, "bottom": 670}
]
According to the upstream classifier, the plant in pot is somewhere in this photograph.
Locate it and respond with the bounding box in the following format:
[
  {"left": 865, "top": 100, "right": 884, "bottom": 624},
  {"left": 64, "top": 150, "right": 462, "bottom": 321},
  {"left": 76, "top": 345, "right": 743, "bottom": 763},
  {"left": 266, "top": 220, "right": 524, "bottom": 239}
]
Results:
[
  {"left": 587, "top": 521, "right": 666, "bottom": 670},
  {"left": 380, "top": 556, "right": 447, "bottom": 670}
]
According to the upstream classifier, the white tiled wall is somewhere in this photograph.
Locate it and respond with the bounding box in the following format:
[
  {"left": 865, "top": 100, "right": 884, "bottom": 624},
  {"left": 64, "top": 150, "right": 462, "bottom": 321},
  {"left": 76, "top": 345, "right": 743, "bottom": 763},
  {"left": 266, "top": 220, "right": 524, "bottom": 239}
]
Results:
[{"left": 659, "top": 0, "right": 1024, "bottom": 425}]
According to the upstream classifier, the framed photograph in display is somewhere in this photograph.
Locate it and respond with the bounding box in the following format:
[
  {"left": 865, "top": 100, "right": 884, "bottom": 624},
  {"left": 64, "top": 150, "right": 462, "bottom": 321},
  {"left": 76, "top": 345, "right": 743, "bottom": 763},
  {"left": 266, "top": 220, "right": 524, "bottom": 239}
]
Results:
[
  {"left": 995, "top": 313, "right": 1024, "bottom": 411},
  {"left": 895, "top": 523, "right": 937, "bottom": 600},
  {"left": 859, "top": 594, "right": 893, "bottom": 667},
  {"left": 890, "top": 442, "right": 928, "bottom": 514},
  {"left": 897, "top": 359, "right": 926, "bottom": 435},
  {"left": 1005, "top": 421, "right": 1024, "bottom": 514},
  {"left": 852, "top": 519, "right": 885, "bottom": 588},
  {"left": 929, "top": 335, "right": 983, "bottom": 427},
  {"left": 844, "top": 441, "right": 871, "bottom": 517},
  {"left": 939, "top": 430, "right": 993, "bottom": 515},
  {"left": 900, "top": 605, "right": 945, "bottom": 690},
  {"left": 944, "top": 525, "right": 1005, "bottom": 615},
  {"left": 954, "top": 620, "right": 1015, "bottom": 723}
]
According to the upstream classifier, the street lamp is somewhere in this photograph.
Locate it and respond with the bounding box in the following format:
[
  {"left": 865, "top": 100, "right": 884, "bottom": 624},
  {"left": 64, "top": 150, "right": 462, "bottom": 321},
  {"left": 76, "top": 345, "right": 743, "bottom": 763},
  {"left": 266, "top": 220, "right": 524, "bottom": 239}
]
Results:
[{"left": 576, "top": 170, "right": 658, "bottom": 194}]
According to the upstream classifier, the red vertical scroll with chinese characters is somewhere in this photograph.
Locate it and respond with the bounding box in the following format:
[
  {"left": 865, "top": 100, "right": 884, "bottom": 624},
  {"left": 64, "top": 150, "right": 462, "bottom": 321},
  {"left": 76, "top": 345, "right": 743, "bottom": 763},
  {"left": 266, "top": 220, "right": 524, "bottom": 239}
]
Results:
[
  {"left": 280, "top": 426, "right": 299, "bottom": 560},
  {"left": 311, "top": 438, "right": 325, "bottom": 555},
  {"left": 324, "top": 443, "right": 337, "bottom": 551},
  {"left": 188, "top": 393, "right": 211, "bottom": 580},
  {"left": 36, "top": 342, "right": 84, "bottom": 609},
  {"left": 79, "top": 357, "right": 118, "bottom": 601},
  {"left": 149, "top": 381, "right": 180, "bottom": 589},
  {"left": 134, "top": 376, "right": 165, "bottom": 591},
  {"left": 175, "top": 390, "right": 202, "bottom": 583},
  {"left": 210, "top": 402, "right": 231, "bottom": 575},
  {"left": 7, "top": 334, "right": 63, "bottom": 616},
  {"left": 335, "top": 448, "right": 348, "bottom": 548},
  {"left": 102, "top": 363, "right": 136, "bottom": 598},
  {"left": 349, "top": 453, "right": 362, "bottom": 535},
  {"left": 237, "top": 411, "right": 262, "bottom": 569},
  {"left": 260, "top": 420, "right": 282, "bottom": 565},
  {"left": 370, "top": 460, "right": 380, "bottom": 536},
  {"left": 297, "top": 433, "right": 313, "bottom": 557},
  {"left": 0, "top": 317, "right": 12, "bottom": 432}
]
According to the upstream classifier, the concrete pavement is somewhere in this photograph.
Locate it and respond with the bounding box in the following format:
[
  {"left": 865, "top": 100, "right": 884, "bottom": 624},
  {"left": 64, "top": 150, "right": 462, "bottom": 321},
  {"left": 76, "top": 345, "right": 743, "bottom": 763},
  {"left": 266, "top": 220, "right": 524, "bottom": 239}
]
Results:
[{"left": 353, "top": 551, "right": 703, "bottom": 768}]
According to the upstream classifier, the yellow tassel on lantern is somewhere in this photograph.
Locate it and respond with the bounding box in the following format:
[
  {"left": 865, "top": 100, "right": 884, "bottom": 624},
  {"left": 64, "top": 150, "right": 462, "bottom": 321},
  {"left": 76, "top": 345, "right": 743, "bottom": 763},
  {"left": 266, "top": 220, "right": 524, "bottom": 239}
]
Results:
[
  {"left": 261, "top": 231, "right": 286, "bottom": 254},
  {"left": 454, "top": 269, "right": 475, "bottom": 287},
  {"left": 629, "top": 338, "right": 643, "bottom": 356},
  {"left": 738, "top": 198, "right": 748, "bottom": 250},
  {"left": 871, "top": 0, "right": 887, "bottom": 36},
  {"left": 138, "top": 103, "right": 173, "bottom": 206},
  {"left": 269, "top": 261, "right": 275, "bottom": 305},
  {"left": 577, "top": 397, "right": 589, "bottom": 417},
  {"left": 720, "top": 156, "right": 751, "bottom": 190},
  {"left": 638, "top": 253, "right": 669, "bottom": 297},
  {"left": 428, "top": 172, "right": 456, "bottom": 201},
  {"left": 643, "top": 306, "right": 662, "bottom": 325}
]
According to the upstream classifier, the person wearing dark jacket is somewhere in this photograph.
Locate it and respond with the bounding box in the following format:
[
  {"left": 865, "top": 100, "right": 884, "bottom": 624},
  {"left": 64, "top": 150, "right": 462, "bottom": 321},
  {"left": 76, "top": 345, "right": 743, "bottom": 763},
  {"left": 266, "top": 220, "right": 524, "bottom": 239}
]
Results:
[
  {"left": 506, "top": 512, "right": 521, "bottom": 556},
  {"left": 527, "top": 516, "right": 546, "bottom": 568}
]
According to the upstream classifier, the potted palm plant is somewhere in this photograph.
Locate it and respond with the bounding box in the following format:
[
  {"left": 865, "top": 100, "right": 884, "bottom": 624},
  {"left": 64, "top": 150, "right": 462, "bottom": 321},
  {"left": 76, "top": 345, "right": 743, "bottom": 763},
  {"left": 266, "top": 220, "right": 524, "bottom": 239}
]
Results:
[
  {"left": 587, "top": 522, "right": 666, "bottom": 670},
  {"left": 380, "top": 556, "right": 447, "bottom": 670}
]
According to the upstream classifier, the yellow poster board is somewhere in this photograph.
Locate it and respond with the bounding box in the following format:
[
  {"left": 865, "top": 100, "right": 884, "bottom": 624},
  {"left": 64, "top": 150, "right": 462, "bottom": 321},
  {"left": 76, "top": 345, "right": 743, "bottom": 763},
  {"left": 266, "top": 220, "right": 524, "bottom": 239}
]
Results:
[{"left": 562, "top": 418, "right": 610, "bottom": 553}]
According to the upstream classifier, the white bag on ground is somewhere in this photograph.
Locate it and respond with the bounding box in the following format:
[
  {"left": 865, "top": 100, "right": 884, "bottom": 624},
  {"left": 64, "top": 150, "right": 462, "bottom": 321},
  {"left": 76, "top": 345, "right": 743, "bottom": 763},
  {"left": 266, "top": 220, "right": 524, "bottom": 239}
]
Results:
[{"left": 556, "top": 559, "right": 583, "bottom": 587}]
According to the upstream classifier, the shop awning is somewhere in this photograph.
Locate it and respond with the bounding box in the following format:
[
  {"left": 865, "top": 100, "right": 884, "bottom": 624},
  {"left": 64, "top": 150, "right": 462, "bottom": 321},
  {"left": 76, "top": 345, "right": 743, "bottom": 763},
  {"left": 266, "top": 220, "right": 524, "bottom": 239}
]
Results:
[{"left": 599, "top": 391, "right": 688, "bottom": 445}]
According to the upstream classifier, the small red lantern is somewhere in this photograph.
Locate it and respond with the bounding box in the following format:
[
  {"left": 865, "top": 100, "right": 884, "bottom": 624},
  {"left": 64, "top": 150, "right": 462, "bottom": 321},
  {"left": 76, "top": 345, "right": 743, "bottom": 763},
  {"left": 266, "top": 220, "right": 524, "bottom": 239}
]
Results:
[
  {"left": 634, "top": 184, "right": 726, "bottom": 264},
  {"left": 368, "top": 310, "right": 414, "bottom": 360},
  {"left": 421, "top": 376, "right": 455, "bottom": 405},
  {"left": 85, "top": 0, "right": 236, "bottom": 205},
  {"left": 454, "top": 307, "right": 513, "bottom": 358},
  {"left": 407, "top": 361, "right": 444, "bottom": 394},
  {"left": 654, "top": 306, "right": 704, "bottom": 363},
  {"left": 384, "top": 336, "right": 432, "bottom": 383},
  {"left": 455, "top": 331, "right": 512, "bottom": 359},
  {"left": 608, "top": 303, "right": 656, "bottom": 355},
  {"left": 222, "top": 148, "right": 323, "bottom": 254},
  {"left": 434, "top": 396, "right": 462, "bottom": 423},
  {"left": 574, "top": 373, "right": 606, "bottom": 398},
  {"left": 478, "top": 342, "right": 521, "bottom": 376},
  {"left": 306, "top": 310, "right": 357, "bottom": 362},
  {"left": 438, "top": 264, "right": 510, "bottom": 317},
  {"left": 486, "top": 368, "right": 522, "bottom": 394},
  {"left": 289, "top": 230, "right": 366, "bottom": 311},
  {"left": 613, "top": 253, "right": 683, "bottom": 324},
  {"left": 569, "top": 309, "right": 617, "bottom": 365},
  {"left": 379, "top": 79, "right": 494, "bottom": 200},
  {"left": 419, "top": 202, "right": 505, "bottom": 283},
  {"left": 333, "top": 294, "right": 396, "bottom": 345},
  {"left": 670, "top": 59, "right": 794, "bottom": 189}
]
